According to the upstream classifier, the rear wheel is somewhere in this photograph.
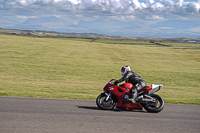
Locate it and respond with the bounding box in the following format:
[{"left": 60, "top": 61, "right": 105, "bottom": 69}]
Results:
[
  {"left": 141, "top": 94, "right": 164, "bottom": 113},
  {"left": 96, "top": 93, "right": 117, "bottom": 110}
]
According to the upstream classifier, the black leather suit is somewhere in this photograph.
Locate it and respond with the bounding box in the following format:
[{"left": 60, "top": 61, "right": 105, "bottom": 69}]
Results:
[{"left": 115, "top": 71, "right": 147, "bottom": 100}]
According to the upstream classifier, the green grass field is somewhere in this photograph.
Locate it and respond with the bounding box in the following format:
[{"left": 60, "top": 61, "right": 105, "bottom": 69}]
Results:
[{"left": 0, "top": 34, "right": 200, "bottom": 104}]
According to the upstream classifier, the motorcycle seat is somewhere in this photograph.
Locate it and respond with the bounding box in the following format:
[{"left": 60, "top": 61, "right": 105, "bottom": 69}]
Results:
[
  {"left": 142, "top": 86, "right": 149, "bottom": 89},
  {"left": 140, "top": 86, "right": 151, "bottom": 92}
]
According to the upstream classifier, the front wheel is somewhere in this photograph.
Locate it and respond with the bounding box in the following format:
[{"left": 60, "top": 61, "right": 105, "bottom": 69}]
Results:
[
  {"left": 141, "top": 94, "right": 164, "bottom": 113},
  {"left": 96, "top": 93, "right": 117, "bottom": 110}
]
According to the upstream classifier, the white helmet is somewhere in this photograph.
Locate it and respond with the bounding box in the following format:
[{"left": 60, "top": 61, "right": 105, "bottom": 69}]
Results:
[{"left": 121, "top": 66, "right": 131, "bottom": 76}]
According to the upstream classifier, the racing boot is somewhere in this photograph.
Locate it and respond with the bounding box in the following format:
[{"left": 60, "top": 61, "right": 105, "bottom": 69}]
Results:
[{"left": 125, "top": 89, "right": 138, "bottom": 104}]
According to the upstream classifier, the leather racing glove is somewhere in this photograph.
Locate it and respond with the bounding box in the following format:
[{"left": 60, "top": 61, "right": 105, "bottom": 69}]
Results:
[{"left": 114, "top": 80, "right": 119, "bottom": 85}]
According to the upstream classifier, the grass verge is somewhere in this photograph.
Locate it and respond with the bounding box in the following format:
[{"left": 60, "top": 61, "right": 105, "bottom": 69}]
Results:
[{"left": 0, "top": 34, "right": 200, "bottom": 104}]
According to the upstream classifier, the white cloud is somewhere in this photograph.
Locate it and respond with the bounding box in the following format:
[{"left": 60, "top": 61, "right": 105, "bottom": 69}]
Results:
[
  {"left": 185, "top": 1, "right": 200, "bottom": 13},
  {"left": 146, "top": 15, "right": 165, "bottom": 20},
  {"left": 0, "top": 0, "right": 199, "bottom": 22}
]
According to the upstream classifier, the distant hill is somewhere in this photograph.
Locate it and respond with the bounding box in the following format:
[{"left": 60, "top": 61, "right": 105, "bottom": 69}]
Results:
[
  {"left": 1, "top": 16, "right": 74, "bottom": 31},
  {"left": 1, "top": 16, "right": 200, "bottom": 38},
  {"left": 0, "top": 16, "right": 19, "bottom": 27},
  {"left": 151, "top": 20, "right": 200, "bottom": 29},
  {"left": 23, "top": 16, "right": 73, "bottom": 25},
  {"left": 1, "top": 28, "right": 200, "bottom": 43},
  {"left": 77, "top": 19, "right": 142, "bottom": 29}
]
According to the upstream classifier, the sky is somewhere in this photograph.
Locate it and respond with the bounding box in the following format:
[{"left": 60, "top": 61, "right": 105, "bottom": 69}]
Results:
[{"left": 0, "top": 0, "right": 200, "bottom": 24}]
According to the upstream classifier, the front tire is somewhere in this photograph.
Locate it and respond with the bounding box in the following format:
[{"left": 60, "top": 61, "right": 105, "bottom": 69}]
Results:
[
  {"left": 141, "top": 94, "right": 164, "bottom": 113},
  {"left": 96, "top": 93, "right": 117, "bottom": 110}
]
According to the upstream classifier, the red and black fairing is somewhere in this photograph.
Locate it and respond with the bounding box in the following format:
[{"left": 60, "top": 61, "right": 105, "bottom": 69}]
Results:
[
  {"left": 97, "top": 79, "right": 164, "bottom": 112},
  {"left": 103, "top": 82, "right": 144, "bottom": 110}
]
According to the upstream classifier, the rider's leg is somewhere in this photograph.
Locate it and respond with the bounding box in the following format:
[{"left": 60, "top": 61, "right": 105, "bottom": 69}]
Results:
[
  {"left": 125, "top": 84, "right": 138, "bottom": 104},
  {"left": 125, "top": 81, "right": 147, "bottom": 104}
]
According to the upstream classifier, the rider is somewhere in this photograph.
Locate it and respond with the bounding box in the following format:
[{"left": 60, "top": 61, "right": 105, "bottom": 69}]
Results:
[{"left": 114, "top": 66, "right": 147, "bottom": 104}]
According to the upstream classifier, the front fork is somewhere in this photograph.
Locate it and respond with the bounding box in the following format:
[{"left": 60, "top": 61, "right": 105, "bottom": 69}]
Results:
[{"left": 104, "top": 92, "right": 111, "bottom": 101}]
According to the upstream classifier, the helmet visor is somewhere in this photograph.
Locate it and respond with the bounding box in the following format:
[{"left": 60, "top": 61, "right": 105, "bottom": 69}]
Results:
[{"left": 121, "top": 67, "right": 126, "bottom": 73}]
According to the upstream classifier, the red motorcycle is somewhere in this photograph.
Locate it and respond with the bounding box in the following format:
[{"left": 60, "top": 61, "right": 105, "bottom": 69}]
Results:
[{"left": 96, "top": 79, "right": 164, "bottom": 113}]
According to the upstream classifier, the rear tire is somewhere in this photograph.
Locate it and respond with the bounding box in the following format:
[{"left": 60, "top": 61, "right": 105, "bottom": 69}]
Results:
[
  {"left": 96, "top": 93, "right": 117, "bottom": 110},
  {"left": 141, "top": 94, "right": 164, "bottom": 113}
]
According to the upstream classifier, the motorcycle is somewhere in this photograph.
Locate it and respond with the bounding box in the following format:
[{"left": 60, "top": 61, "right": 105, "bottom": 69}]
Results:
[{"left": 96, "top": 79, "right": 164, "bottom": 113}]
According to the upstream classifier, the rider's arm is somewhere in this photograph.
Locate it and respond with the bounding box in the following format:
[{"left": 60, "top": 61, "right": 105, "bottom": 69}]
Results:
[{"left": 114, "top": 72, "right": 130, "bottom": 85}]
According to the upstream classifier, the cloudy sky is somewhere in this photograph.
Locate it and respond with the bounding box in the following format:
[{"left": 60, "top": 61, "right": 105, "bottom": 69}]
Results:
[{"left": 0, "top": 0, "right": 200, "bottom": 24}]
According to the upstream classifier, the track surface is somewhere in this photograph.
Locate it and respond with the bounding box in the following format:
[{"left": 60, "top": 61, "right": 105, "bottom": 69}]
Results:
[{"left": 0, "top": 96, "right": 200, "bottom": 133}]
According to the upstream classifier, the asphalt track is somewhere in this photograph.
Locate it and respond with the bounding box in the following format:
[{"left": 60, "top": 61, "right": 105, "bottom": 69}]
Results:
[{"left": 0, "top": 96, "right": 200, "bottom": 133}]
